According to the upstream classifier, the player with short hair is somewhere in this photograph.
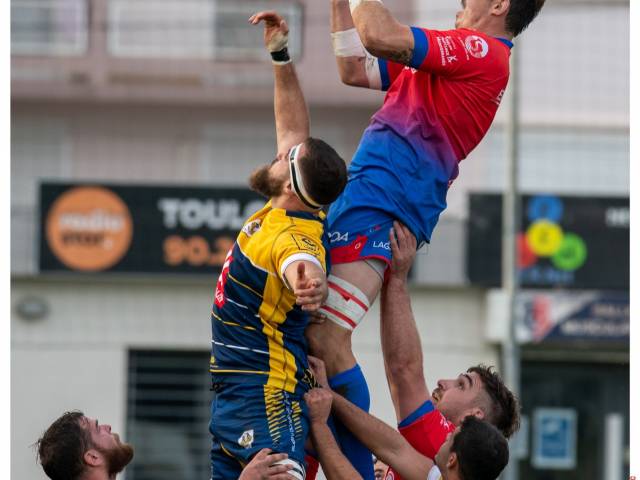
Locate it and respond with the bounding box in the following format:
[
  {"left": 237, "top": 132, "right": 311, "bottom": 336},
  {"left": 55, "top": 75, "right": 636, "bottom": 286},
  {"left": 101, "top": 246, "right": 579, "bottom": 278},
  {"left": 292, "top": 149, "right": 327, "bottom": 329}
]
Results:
[
  {"left": 35, "top": 411, "right": 296, "bottom": 480},
  {"left": 305, "top": 387, "right": 509, "bottom": 480},
  {"left": 376, "top": 222, "right": 519, "bottom": 479},
  {"left": 208, "top": 11, "right": 348, "bottom": 480},
  {"left": 306, "top": 0, "right": 543, "bottom": 474},
  {"left": 36, "top": 411, "right": 134, "bottom": 480}
]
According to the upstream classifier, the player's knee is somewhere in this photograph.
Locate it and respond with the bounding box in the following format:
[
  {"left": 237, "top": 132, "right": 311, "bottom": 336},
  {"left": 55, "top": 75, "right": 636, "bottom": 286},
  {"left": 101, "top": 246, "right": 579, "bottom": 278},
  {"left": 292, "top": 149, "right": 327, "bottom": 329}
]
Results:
[{"left": 318, "top": 275, "right": 371, "bottom": 332}]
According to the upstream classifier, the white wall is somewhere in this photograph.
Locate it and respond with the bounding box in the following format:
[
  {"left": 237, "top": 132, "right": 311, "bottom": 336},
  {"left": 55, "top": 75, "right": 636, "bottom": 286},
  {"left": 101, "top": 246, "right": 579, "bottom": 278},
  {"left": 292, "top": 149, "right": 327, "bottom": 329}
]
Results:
[{"left": 11, "top": 278, "right": 498, "bottom": 479}]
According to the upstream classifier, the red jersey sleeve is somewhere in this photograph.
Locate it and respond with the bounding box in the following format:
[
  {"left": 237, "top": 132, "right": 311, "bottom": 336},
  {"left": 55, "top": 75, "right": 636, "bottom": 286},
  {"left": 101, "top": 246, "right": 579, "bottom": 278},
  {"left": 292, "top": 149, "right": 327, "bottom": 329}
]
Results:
[
  {"left": 378, "top": 58, "right": 405, "bottom": 91},
  {"left": 399, "top": 405, "right": 456, "bottom": 459},
  {"left": 408, "top": 27, "right": 509, "bottom": 80},
  {"left": 384, "top": 401, "right": 455, "bottom": 480}
]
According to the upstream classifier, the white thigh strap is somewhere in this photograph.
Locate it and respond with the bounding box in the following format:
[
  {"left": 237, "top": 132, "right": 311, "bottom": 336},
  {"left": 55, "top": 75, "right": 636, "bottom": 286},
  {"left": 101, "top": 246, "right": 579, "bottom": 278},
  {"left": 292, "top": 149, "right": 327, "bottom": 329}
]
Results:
[
  {"left": 273, "top": 458, "right": 306, "bottom": 479},
  {"left": 318, "top": 275, "right": 371, "bottom": 331}
]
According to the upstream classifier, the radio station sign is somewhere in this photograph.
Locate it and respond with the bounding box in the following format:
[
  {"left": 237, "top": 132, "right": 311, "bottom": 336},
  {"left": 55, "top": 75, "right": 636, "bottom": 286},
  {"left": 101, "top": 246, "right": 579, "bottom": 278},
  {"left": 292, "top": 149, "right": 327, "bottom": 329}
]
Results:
[
  {"left": 39, "top": 183, "right": 264, "bottom": 274},
  {"left": 467, "top": 194, "right": 629, "bottom": 289},
  {"left": 515, "top": 291, "right": 629, "bottom": 344}
]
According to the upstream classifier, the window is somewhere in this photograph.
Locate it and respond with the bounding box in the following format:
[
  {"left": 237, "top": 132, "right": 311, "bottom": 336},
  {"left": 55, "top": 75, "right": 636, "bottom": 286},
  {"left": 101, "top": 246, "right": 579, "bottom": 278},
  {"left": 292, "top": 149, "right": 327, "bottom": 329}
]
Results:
[
  {"left": 11, "top": 0, "right": 89, "bottom": 56},
  {"left": 126, "top": 350, "right": 212, "bottom": 480},
  {"left": 108, "top": 0, "right": 302, "bottom": 60}
]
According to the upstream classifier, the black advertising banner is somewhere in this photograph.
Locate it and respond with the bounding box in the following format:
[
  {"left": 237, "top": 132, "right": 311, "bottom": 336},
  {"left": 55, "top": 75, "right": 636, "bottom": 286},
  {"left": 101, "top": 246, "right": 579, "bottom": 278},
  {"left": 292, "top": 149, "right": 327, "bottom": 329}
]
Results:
[
  {"left": 39, "top": 183, "right": 265, "bottom": 274},
  {"left": 467, "top": 194, "right": 629, "bottom": 289}
]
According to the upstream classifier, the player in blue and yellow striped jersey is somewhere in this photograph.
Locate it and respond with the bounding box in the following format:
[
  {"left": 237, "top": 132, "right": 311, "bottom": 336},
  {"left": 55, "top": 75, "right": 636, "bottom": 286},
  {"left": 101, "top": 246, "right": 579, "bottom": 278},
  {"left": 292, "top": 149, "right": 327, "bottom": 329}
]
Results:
[{"left": 208, "top": 11, "right": 348, "bottom": 480}]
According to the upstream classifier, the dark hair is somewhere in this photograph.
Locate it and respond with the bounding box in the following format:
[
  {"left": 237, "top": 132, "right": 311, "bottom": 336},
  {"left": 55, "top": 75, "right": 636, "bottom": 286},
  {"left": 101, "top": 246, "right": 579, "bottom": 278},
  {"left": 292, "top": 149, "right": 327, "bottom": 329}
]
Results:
[
  {"left": 505, "top": 0, "right": 545, "bottom": 37},
  {"left": 36, "top": 411, "right": 91, "bottom": 480},
  {"left": 299, "top": 137, "right": 347, "bottom": 206},
  {"left": 467, "top": 365, "right": 520, "bottom": 438},
  {"left": 452, "top": 416, "right": 509, "bottom": 480}
]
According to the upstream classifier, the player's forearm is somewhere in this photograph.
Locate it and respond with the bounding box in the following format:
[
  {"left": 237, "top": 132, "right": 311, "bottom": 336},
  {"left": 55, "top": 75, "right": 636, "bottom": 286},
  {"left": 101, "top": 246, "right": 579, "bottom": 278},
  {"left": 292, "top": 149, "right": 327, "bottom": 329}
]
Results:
[
  {"left": 332, "top": 0, "right": 355, "bottom": 32},
  {"left": 381, "top": 276, "right": 423, "bottom": 369},
  {"left": 331, "top": 392, "right": 405, "bottom": 463},
  {"left": 380, "top": 276, "right": 427, "bottom": 418},
  {"left": 274, "top": 63, "right": 309, "bottom": 155},
  {"left": 331, "top": 392, "right": 431, "bottom": 479},
  {"left": 331, "top": 0, "right": 370, "bottom": 87},
  {"left": 351, "top": 2, "right": 413, "bottom": 64},
  {"left": 310, "top": 421, "right": 363, "bottom": 480}
]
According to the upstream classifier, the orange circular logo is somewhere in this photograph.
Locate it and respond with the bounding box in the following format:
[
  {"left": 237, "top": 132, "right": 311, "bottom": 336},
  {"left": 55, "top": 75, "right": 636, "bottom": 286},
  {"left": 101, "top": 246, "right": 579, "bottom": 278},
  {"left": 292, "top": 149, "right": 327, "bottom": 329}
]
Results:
[{"left": 46, "top": 186, "right": 133, "bottom": 271}]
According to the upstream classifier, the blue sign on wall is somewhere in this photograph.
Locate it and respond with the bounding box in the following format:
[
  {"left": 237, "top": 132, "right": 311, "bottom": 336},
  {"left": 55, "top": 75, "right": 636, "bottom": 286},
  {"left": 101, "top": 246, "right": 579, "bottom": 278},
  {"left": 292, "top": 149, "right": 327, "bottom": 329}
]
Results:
[{"left": 532, "top": 408, "right": 577, "bottom": 469}]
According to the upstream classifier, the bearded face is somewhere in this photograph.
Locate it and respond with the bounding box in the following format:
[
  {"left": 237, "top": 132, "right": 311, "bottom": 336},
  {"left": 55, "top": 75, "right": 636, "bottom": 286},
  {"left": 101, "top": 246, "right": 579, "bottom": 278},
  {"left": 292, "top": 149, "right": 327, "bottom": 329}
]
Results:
[
  {"left": 248, "top": 159, "right": 288, "bottom": 199},
  {"left": 96, "top": 434, "right": 135, "bottom": 475}
]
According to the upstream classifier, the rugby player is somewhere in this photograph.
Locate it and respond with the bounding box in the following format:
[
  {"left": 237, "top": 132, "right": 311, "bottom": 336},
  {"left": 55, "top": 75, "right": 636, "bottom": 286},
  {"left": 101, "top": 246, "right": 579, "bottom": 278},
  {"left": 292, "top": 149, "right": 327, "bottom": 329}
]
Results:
[
  {"left": 306, "top": 0, "right": 544, "bottom": 474},
  {"left": 377, "top": 222, "right": 519, "bottom": 479},
  {"left": 306, "top": 387, "right": 509, "bottom": 480},
  {"left": 36, "top": 411, "right": 134, "bottom": 480},
  {"left": 208, "top": 11, "right": 347, "bottom": 480},
  {"left": 35, "top": 411, "right": 296, "bottom": 480}
]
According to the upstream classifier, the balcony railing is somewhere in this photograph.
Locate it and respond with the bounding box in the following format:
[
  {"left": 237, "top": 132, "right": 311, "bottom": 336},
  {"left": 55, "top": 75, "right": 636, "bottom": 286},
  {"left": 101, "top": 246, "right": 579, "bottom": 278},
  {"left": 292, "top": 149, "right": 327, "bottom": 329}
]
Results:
[
  {"left": 11, "top": 0, "right": 89, "bottom": 56},
  {"left": 107, "top": 0, "right": 302, "bottom": 61}
]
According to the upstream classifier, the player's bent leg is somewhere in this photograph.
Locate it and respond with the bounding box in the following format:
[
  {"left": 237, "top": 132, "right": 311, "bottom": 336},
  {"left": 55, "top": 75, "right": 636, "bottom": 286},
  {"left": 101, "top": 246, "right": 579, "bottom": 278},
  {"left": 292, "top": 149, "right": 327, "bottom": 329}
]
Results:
[
  {"left": 328, "top": 363, "right": 374, "bottom": 479},
  {"left": 318, "top": 262, "right": 383, "bottom": 330},
  {"left": 307, "top": 262, "right": 384, "bottom": 480}
]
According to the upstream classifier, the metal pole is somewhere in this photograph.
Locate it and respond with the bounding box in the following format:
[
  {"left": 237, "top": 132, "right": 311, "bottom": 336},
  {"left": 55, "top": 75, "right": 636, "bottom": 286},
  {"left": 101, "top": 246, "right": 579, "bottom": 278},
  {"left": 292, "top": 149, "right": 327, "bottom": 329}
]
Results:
[{"left": 501, "top": 46, "right": 521, "bottom": 480}]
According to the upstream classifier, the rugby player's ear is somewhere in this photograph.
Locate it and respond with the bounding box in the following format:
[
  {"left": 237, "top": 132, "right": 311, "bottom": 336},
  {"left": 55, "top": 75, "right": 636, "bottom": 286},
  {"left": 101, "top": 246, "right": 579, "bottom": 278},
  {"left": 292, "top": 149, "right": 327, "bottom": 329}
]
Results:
[
  {"left": 84, "top": 449, "right": 103, "bottom": 467},
  {"left": 470, "top": 407, "right": 485, "bottom": 420},
  {"left": 492, "top": 0, "right": 510, "bottom": 17},
  {"left": 447, "top": 451, "right": 459, "bottom": 470}
]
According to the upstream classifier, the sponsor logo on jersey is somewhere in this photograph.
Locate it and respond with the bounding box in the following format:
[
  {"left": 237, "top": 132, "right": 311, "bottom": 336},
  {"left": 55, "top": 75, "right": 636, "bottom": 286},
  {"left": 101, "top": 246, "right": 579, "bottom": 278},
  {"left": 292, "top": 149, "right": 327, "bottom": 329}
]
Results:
[
  {"left": 291, "top": 234, "right": 320, "bottom": 254},
  {"left": 464, "top": 35, "right": 489, "bottom": 58},
  {"left": 242, "top": 219, "right": 262, "bottom": 237},
  {"left": 238, "top": 429, "right": 255, "bottom": 449},
  {"left": 328, "top": 231, "right": 349, "bottom": 243}
]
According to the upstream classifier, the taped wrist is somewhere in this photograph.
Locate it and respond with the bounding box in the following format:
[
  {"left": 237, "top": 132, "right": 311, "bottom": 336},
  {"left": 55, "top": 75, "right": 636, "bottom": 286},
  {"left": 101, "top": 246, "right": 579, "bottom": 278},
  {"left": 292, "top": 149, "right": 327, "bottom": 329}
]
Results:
[
  {"left": 271, "top": 47, "right": 291, "bottom": 65},
  {"left": 331, "top": 28, "right": 366, "bottom": 57}
]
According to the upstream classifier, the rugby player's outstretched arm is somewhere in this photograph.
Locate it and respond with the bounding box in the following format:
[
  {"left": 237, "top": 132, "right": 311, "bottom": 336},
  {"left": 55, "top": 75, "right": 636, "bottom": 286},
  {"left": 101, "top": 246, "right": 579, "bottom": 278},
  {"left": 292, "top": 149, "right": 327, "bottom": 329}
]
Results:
[
  {"left": 329, "top": 389, "right": 434, "bottom": 480},
  {"left": 350, "top": 1, "right": 415, "bottom": 65},
  {"left": 250, "top": 11, "right": 309, "bottom": 156},
  {"left": 381, "top": 222, "right": 431, "bottom": 422},
  {"left": 330, "top": 0, "right": 368, "bottom": 88},
  {"left": 305, "top": 389, "right": 363, "bottom": 480}
]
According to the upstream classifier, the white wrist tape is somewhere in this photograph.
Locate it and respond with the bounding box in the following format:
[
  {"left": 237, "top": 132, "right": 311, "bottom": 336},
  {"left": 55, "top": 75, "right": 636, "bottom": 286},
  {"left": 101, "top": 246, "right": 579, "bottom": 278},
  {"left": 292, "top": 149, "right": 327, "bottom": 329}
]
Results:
[
  {"left": 268, "top": 30, "right": 288, "bottom": 53},
  {"left": 349, "top": 0, "right": 382, "bottom": 14},
  {"left": 331, "top": 28, "right": 366, "bottom": 57}
]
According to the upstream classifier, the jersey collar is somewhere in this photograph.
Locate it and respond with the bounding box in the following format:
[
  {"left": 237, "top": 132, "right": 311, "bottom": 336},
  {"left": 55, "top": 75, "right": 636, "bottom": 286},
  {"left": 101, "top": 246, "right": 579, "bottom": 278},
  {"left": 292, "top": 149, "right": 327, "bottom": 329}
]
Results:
[{"left": 496, "top": 37, "right": 514, "bottom": 49}]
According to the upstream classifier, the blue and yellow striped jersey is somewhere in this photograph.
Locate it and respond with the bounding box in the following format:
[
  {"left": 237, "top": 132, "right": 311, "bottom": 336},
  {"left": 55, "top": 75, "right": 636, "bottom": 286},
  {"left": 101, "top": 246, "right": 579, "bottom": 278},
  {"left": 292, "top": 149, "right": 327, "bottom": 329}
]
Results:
[{"left": 210, "top": 201, "right": 328, "bottom": 393}]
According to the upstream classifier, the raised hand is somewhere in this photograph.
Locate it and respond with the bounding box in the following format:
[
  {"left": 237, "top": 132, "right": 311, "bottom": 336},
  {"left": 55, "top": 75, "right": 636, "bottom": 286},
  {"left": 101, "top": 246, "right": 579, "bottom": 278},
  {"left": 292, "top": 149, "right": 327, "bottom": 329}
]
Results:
[
  {"left": 293, "top": 263, "right": 328, "bottom": 312},
  {"left": 248, "top": 11, "right": 289, "bottom": 53},
  {"left": 389, "top": 221, "right": 417, "bottom": 280},
  {"left": 304, "top": 388, "right": 334, "bottom": 424},
  {"left": 307, "top": 355, "right": 330, "bottom": 388}
]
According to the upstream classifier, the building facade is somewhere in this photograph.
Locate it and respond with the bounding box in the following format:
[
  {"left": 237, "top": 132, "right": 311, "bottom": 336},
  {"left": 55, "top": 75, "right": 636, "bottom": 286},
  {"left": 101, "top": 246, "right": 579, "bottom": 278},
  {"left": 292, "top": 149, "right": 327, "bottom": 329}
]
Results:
[{"left": 11, "top": 0, "right": 629, "bottom": 478}]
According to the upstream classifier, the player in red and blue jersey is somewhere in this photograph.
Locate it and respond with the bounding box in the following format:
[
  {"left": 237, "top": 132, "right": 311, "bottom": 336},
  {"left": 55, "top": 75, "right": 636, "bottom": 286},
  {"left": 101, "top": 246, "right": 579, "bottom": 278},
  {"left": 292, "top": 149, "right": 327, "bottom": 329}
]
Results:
[{"left": 306, "top": 1, "right": 545, "bottom": 476}]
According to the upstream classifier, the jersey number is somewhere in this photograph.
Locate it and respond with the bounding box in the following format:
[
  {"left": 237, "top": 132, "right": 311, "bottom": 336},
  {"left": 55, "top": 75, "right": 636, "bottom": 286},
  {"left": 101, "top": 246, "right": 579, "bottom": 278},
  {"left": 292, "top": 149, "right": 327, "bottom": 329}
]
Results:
[{"left": 214, "top": 247, "right": 234, "bottom": 308}]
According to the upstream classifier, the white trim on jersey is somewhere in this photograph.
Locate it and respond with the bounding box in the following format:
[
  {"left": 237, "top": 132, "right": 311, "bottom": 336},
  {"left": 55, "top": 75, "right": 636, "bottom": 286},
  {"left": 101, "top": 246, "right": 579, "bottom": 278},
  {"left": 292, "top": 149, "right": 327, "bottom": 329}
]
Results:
[
  {"left": 427, "top": 465, "right": 442, "bottom": 480},
  {"left": 280, "top": 253, "right": 324, "bottom": 288}
]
